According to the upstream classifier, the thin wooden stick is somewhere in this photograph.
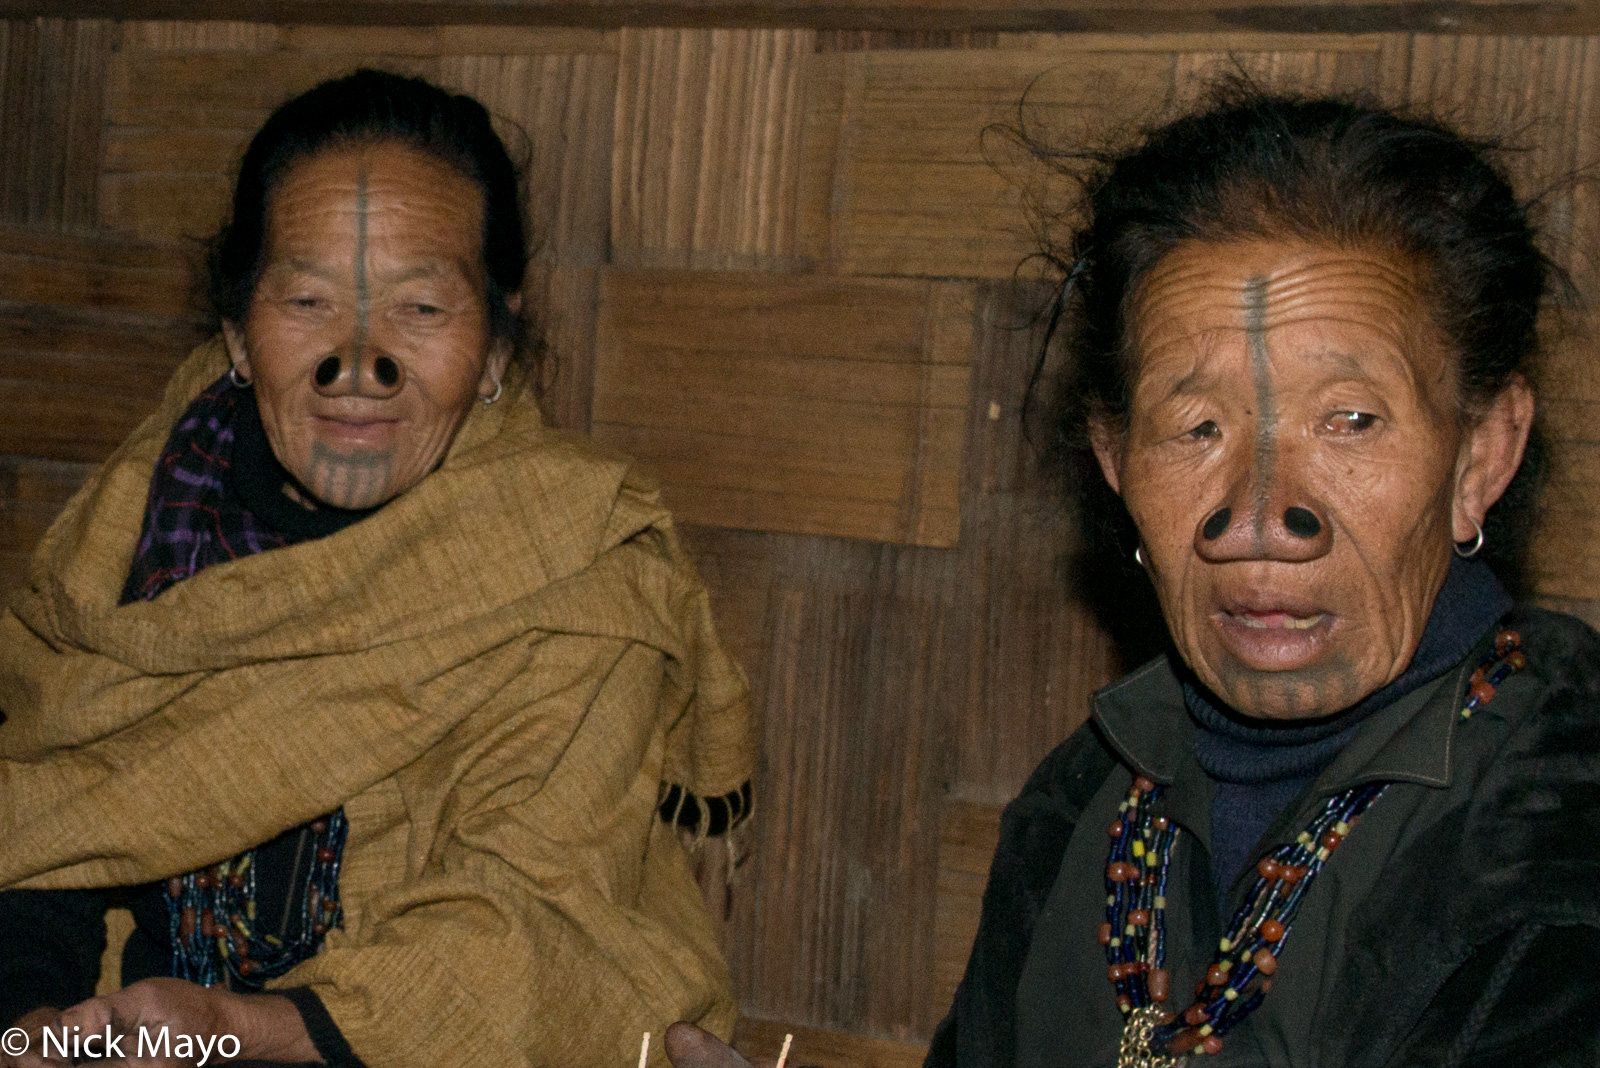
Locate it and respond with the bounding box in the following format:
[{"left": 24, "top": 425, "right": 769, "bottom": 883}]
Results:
[
  {"left": 775, "top": 1033, "right": 793, "bottom": 1068},
  {"left": 638, "top": 1033, "right": 650, "bottom": 1068}
]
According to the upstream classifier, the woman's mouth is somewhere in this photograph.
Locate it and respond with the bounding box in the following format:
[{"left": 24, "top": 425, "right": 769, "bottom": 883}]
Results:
[
  {"left": 314, "top": 414, "right": 400, "bottom": 447},
  {"left": 1232, "top": 611, "right": 1327, "bottom": 630},
  {"left": 1211, "top": 603, "right": 1337, "bottom": 670}
]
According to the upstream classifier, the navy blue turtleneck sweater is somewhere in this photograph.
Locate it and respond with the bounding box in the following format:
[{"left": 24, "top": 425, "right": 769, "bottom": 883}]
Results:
[{"left": 1184, "top": 556, "right": 1513, "bottom": 912}]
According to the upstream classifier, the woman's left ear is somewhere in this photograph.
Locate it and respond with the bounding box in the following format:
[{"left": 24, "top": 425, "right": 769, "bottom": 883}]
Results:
[
  {"left": 1452, "top": 375, "right": 1535, "bottom": 542},
  {"left": 479, "top": 292, "right": 522, "bottom": 399}
]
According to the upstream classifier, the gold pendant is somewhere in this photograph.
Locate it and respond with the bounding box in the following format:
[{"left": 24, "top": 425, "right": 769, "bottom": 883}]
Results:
[{"left": 1116, "top": 1006, "right": 1184, "bottom": 1068}]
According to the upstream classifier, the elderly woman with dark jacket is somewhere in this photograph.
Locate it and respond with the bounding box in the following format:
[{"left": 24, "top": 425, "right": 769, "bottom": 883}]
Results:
[
  {"left": 927, "top": 89, "right": 1600, "bottom": 1067},
  {"left": 664, "top": 87, "right": 1600, "bottom": 1068}
]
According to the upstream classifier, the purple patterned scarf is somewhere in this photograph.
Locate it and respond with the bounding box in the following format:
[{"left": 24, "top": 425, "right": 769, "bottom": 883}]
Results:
[{"left": 120, "top": 374, "right": 295, "bottom": 605}]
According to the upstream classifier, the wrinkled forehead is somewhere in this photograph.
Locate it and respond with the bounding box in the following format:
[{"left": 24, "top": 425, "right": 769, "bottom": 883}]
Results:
[
  {"left": 1127, "top": 239, "right": 1439, "bottom": 368},
  {"left": 265, "top": 141, "right": 485, "bottom": 254}
]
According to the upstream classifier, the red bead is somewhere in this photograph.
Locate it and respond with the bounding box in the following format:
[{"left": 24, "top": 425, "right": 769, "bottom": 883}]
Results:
[
  {"left": 166, "top": 877, "right": 184, "bottom": 898},
  {"left": 1108, "top": 862, "right": 1138, "bottom": 882},
  {"left": 1508, "top": 651, "right": 1526, "bottom": 670},
  {"left": 1133, "top": 776, "right": 1156, "bottom": 794},
  {"left": 1496, "top": 630, "right": 1521, "bottom": 655},
  {"left": 1109, "top": 821, "right": 1124, "bottom": 837},
  {"left": 312, "top": 922, "right": 328, "bottom": 936},
  {"left": 1258, "top": 858, "right": 1283, "bottom": 880},
  {"left": 1253, "top": 948, "right": 1278, "bottom": 976},
  {"left": 228, "top": 874, "right": 245, "bottom": 888},
  {"left": 196, "top": 872, "right": 215, "bottom": 890},
  {"left": 1260, "top": 919, "right": 1285, "bottom": 942},
  {"left": 1321, "top": 831, "right": 1344, "bottom": 851},
  {"left": 317, "top": 847, "right": 336, "bottom": 863},
  {"left": 1116, "top": 994, "right": 1132, "bottom": 1012},
  {"left": 1108, "top": 964, "right": 1125, "bottom": 982},
  {"left": 1206, "top": 964, "right": 1229, "bottom": 986},
  {"left": 1148, "top": 968, "right": 1170, "bottom": 1002},
  {"left": 1202, "top": 1036, "right": 1224, "bottom": 1055},
  {"left": 1261, "top": 979, "right": 1273, "bottom": 993},
  {"left": 1169, "top": 1029, "right": 1203, "bottom": 1054},
  {"left": 180, "top": 906, "right": 196, "bottom": 940},
  {"left": 1153, "top": 816, "right": 1171, "bottom": 831},
  {"left": 238, "top": 959, "right": 255, "bottom": 976},
  {"left": 200, "top": 909, "right": 216, "bottom": 938},
  {"left": 1098, "top": 922, "right": 1113, "bottom": 946},
  {"left": 1282, "top": 865, "right": 1307, "bottom": 885},
  {"left": 1470, "top": 680, "right": 1495, "bottom": 705},
  {"left": 1128, "top": 909, "right": 1150, "bottom": 926},
  {"left": 311, "top": 820, "right": 329, "bottom": 834}
]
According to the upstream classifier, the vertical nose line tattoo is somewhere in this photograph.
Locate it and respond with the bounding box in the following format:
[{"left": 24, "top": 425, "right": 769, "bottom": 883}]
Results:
[
  {"left": 353, "top": 167, "right": 371, "bottom": 367},
  {"left": 1244, "top": 275, "right": 1277, "bottom": 547}
]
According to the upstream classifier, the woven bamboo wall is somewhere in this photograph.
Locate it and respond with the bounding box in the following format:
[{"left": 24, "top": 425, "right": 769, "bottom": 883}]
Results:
[{"left": 3, "top": 17, "right": 1599, "bottom": 1059}]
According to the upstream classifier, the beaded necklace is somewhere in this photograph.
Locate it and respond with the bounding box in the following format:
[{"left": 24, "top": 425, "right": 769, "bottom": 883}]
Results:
[
  {"left": 1108, "top": 629, "right": 1524, "bottom": 1066},
  {"left": 167, "top": 809, "right": 348, "bottom": 990}
]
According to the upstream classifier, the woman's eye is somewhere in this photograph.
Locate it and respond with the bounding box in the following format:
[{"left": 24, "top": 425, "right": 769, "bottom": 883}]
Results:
[
  {"left": 1186, "top": 420, "right": 1220, "bottom": 440},
  {"left": 1326, "top": 411, "right": 1378, "bottom": 433},
  {"left": 288, "top": 296, "right": 322, "bottom": 309}
]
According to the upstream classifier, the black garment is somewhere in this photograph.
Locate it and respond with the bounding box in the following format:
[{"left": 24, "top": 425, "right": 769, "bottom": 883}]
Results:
[
  {"left": 1186, "top": 556, "right": 1514, "bottom": 905},
  {"left": 0, "top": 386, "right": 369, "bottom": 1066},
  {"left": 929, "top": 607, "right": 1600, "bottom": 1068}
]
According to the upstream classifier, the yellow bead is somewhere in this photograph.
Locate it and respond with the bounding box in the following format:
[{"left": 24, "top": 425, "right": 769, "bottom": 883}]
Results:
[
  {"left": 1132, "top": 841, "right": 1146, "bottom": 858},
  {"left": 1154, "top": 896, "right": 1167, "bottom": 909},
  {"left": 1199, "top": 1025, "right": 1214, "bottom": 1036},
  {"left": 1224, "top": 988, "right": 1238, "bottom": 1001},
  {"left": 1125, "top": 925, "right": 1136, "bottom": 936},
  {"left": 1335, "top": 821, "right": 1350, "bottom": 835},
  {"left": 1219, "top": 938, "right": 1232, "bottom": 952}
]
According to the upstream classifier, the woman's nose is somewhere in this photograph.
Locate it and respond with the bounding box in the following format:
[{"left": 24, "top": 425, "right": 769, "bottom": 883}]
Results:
[
  {"left": 310, "top": 347, "right": 404, "bottom": 399},
  {"left": 1193, "top": 486, "right": 1333, "bottom": 563}
]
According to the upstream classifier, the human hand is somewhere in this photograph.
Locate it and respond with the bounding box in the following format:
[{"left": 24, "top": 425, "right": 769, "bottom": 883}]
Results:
[
  {"left": 664, "top": 1023, "right": 770, "bottom": 1068},
  {"left": 1, "top": 1006, "right": 67, "bottom": 1068},
  {"left": 46, "top": 978, "right": 317, "bottom": 1066}
]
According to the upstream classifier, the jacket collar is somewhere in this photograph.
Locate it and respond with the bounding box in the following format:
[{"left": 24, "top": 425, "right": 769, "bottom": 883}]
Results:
[{"left": 1091, "top": 639, "right": 1488, "bottom": 796}]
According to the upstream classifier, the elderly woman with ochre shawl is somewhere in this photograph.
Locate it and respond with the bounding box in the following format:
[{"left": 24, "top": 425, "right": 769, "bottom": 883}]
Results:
[
  {"left": 666, "top": 89, "right": 1600, "bottom": 1068},
  {"left": 0, "top": 70, "right": 752, "bottom": 1068}
]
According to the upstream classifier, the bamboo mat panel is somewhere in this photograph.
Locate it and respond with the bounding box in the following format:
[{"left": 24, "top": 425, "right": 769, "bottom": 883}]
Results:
[
  {"left": 0, "top": 227, "right": 204, "bottom": 461},
  {"left": 932, "top": 800, "right": 1002, "bottom": 1023},
  {"left": 594, "top": 269, "right": 973, "bottom": 547},
  {"left": 612, "top": 28, "right": 812, "bottom": 271},
  {"left": 0, "top": 18, "right": 113, "bottom": 232}
]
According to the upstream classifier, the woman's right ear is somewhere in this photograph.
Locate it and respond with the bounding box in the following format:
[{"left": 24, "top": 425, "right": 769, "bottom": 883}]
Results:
[{"left": 1088, "top": 418, "right": 1124, "bottom": 496}]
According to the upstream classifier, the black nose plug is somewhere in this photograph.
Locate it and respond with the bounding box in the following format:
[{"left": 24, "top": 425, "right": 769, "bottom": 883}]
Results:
[
  {"left": 1284, "top": 506, "right": 1322, "bottom": 539},
  {"left": 315, "top": 355, "right": 340, "bottom": 387},
  {"left": 1202, "top": 507, "right": 1232, "bottom": 541},
  {"left": 374, "top": 355, "right": 399, "bottom": 387}
]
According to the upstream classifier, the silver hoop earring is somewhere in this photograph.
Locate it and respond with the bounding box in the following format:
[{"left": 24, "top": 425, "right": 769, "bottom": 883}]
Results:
[
  {"left": 1454, "top": 518, "right": 1485, "bottom": 559},
  {"left": 482, "top": 378, "right": 503, "bottom": 406},
  {"left": 1134, "top": 545, "right": 1146, "bottom": 567},
  {"left": 228, "top": 365, "right": 251, "bottom": 388}
]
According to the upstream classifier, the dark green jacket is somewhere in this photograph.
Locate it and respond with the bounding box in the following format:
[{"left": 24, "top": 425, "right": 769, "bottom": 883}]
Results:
[{"left": 928, "top": 608, "right": 1600, "bottom": 1067}]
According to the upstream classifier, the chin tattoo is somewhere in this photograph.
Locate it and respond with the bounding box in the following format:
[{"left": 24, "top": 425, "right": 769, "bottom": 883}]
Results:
[
  {"left": 307, "top": 440, "right": 395, "bottom": 509},
  {"left": 1215, "top": 652, "right": 1363, "bottom": 718}
]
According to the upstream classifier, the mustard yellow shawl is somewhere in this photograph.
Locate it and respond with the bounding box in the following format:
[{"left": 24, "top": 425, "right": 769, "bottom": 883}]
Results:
[{"left": 0, "top": 341, "right": 754, "bottom": 1066}]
